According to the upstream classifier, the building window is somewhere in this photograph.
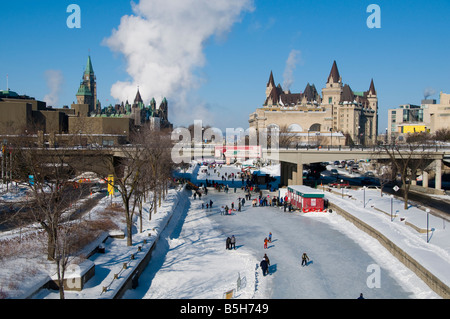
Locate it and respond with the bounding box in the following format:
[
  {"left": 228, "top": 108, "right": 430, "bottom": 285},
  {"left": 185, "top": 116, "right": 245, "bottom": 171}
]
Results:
[{"left": 329, "top": 97, "right": 332, "bottom": 104}]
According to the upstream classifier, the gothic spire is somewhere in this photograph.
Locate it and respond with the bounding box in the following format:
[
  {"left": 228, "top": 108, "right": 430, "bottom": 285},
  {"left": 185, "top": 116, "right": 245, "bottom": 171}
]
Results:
[
  {"left": 134, "top": 87, "right": 143, "bottom": 105},
  {"left": 84, "top": 55, "right": 94, "bottom": 76},
  {"left": 267, "top": 71, "right": 275, "bottom": 87},
  {"left": 369, "top": 78, "right": 376, "bottom": 95},
  {"left": 327, "top": 60, "right": 341, "bottom": 83}
]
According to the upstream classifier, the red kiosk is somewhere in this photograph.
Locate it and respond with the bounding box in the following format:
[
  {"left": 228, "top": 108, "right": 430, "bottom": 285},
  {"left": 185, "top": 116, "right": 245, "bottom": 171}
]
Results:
[{"left": 287, "top": 185, "right": 325, "bottom": 213}]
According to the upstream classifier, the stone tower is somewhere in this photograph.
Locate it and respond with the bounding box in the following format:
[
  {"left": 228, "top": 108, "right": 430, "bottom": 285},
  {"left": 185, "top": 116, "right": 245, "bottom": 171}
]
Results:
[
  {"left": 366, "top": 78, "right": 378, "bottom": 142},
  {"left": 322, "top": 60, "right": 343, "bottom": 108},
  {"left": 76, "top": 55, "right": 98, "bottom": 114}
]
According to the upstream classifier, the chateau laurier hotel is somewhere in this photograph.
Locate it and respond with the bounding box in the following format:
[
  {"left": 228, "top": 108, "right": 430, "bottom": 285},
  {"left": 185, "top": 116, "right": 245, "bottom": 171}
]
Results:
[{"left": 249, "top": 61, "right": 378, "bottom": 146}]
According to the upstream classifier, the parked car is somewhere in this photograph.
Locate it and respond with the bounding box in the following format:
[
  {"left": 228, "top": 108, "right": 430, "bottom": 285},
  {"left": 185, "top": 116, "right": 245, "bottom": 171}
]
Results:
[
  {"left": 91, "top": 185, "right": 102, "bottom": 193},
  {"left": 330, "top": 181, "right": 350, "bottom": 188},
  {"left": 330, "top": 169, "right": 338, "bottom": 176}
]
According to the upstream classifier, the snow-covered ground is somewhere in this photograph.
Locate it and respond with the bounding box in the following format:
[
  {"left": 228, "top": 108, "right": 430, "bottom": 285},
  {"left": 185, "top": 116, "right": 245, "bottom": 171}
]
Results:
[{"left": 1, "top": 162, "right": 449, "bottom": 299}]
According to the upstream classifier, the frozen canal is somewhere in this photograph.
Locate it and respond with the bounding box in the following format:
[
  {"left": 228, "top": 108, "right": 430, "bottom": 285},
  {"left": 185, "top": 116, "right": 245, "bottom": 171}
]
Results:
[{"left": 124, "top": 187, "right": 433, "bottom": 299}]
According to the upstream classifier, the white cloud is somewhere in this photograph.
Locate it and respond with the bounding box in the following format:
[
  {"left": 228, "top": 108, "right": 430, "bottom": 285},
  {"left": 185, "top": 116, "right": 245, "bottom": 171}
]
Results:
[
  {"left": 43, "top": 70, "right": 64, "bottom": 107},
  {"left": 104, "top": 0, "right": 254, "bottom": 126}
]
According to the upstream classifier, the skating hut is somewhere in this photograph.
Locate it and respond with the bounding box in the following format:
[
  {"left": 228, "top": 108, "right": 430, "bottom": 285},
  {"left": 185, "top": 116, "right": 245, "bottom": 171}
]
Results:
[{"left": 287, "top": 185, "right": 325, "bottom": 212}]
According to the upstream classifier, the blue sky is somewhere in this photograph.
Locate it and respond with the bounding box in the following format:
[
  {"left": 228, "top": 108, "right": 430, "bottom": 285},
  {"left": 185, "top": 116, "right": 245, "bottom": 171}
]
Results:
[{"left": 1, "top": 0, "right": 449, "bottom": 133}]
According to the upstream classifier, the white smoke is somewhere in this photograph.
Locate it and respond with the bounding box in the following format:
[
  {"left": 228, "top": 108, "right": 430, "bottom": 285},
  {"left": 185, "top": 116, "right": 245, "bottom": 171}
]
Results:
[
  {"left": 283, "top": 49, "right": 301, "bottom": 91},
  {"left": 104, "top": 0, "right": 254, "bottom": 125},
  {"left": 43, "top": 70, "right": 64, "bottom": 107},
  {"left": 423, "top": 87, "right": 436, "bottom": 100}
]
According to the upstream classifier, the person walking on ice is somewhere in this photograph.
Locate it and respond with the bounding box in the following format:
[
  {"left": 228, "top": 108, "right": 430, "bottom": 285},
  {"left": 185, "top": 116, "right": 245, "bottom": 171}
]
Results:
[
  {"left": 264, "top": 253, "right": 270, "bottom": 273},
  {"left": 230, "top": 235, "right": 236, "bottom": 250},
  {"left": 301, "top": 252, "right": 310, "bottom": 266},
  {"left": 264, "top": 237, "right": 269, "bottom": 249},
  {"left": 268, "top": 232, "right": 272, "bottom": 243},
  {"left": 260, "top": 259, "right": 269, "bottom": 276}
]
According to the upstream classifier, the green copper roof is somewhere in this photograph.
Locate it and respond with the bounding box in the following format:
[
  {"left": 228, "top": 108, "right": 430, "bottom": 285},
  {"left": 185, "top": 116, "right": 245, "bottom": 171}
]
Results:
[
  {"left": 0, "top": 90, "right": 19, "bottom": 97},
  {"left": 76, "top": 85, "right": 92, "bottom": 96},
  {"left": 84, "top": 55, "right": 94, "bottom": 76}
]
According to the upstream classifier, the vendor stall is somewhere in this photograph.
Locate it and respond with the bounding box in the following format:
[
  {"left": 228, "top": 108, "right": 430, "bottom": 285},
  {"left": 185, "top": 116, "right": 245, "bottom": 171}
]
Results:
[{"left": 287, "top": 185, "right": 325, "bottom": 212}]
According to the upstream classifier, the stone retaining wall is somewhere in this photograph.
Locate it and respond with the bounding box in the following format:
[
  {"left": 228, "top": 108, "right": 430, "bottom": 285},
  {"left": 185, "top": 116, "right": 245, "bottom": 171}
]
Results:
[{"left": 329, "top": 202, "right": 449, "bottom": 299}]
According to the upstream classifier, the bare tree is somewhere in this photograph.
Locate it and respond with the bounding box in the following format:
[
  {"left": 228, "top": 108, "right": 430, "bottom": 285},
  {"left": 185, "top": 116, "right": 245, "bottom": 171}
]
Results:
[
  {"left": 376, "top": 138, "right": 434, "bottom": 209},
  {"left": 93, "top": 124, "right": 174, "bottom": 245},
  {"left": 12, "top": 144, "right": 86, "bottom": 299},
  {"left": 370, "top": 160, "right": 395, "bottom": 197}
]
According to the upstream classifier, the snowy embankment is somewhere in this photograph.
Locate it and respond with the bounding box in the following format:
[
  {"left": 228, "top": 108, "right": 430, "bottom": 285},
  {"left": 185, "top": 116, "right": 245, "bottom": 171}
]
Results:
[{"left": 31, "top": 185, "right": 188, "bottom": 299}]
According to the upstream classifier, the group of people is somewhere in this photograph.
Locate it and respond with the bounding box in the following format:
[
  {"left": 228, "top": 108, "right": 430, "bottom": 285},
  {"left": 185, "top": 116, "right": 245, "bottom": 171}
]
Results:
[
  {"left": 260, "top": 232, "right": 273, "bottom": 276},
  {"left": 220, "top": 196, "right": 246, "bottom": 215},
  {"left": 259, "top": 232, "right": 310, "bottom": 277},
  {"left": 226, "top": 235, "right": 236, "bottom": 250},
  {"left": 263, "top": 232, "right": 272, "bottom": 249}
]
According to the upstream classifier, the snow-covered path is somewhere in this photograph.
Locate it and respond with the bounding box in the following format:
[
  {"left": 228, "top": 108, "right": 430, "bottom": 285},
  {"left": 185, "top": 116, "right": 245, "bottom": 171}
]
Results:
[{"left": 124, "top": 188, "right": 438, "bottom": 299}]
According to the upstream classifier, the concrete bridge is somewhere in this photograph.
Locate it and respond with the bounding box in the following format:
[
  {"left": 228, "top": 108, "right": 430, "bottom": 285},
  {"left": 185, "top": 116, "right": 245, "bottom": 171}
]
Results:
[
  {"left": 262, "top": 146, "right": 450, "bottom": 192},
  {"left": 14, "top": 144, "right": 450, "bottom": 193}
]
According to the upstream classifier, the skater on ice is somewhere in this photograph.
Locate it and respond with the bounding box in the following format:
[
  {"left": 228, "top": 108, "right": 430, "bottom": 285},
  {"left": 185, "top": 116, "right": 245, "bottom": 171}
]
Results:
[
  {"left": 230, "top": 235, "right": 236, "bottom": 250},
  {"left": 260, "top": 259, "right": 269, "bottom": 276},
  {"left": 264, "top": 254, "right": 270, "bottom": 269},
  {"left": 301, "top": 252, "right": 310, "bottom": 266}
]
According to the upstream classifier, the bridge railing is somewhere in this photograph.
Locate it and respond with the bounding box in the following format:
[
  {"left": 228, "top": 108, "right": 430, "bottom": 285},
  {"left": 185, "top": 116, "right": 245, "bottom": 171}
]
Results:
[{"left": 276, "top": 143, "right": 450, "bottom": 153}]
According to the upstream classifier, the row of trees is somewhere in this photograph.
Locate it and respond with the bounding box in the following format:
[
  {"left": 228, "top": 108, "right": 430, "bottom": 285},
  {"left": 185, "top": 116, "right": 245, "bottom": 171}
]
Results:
[{"left": 1, "top": 123, "right": 174, "bottom": 299}]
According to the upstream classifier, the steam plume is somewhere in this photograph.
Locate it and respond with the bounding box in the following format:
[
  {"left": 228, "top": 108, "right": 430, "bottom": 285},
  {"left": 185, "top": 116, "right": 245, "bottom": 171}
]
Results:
[
  {"left": 43, "top": 70, "right": 64, "bottom": 107},
  {"left": 283, "top": 49, "right": 301, "bottom": 91},
  {"left": 104, "top": 0, "right": 253, "bottom": 125}
]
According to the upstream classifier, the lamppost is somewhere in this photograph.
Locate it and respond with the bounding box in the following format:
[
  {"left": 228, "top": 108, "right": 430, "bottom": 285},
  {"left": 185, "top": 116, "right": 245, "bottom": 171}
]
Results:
[
  {"left": 307, "top": 129, "right": 310, "bottom": 148},
  {"left": 363, "top": 186, "right": 366, "bottom": 208},
  {"left": 330, "top": 128, "right": 333, "bottom": 149},
  {"left": 341, "top": 179, "right": 344, "bottom": 199},
  {"left": 426, "top": 209, "right": 430, "bottom": 243},
  {"left": 390, "top": 194, "right": 394, "bottom": 221}
]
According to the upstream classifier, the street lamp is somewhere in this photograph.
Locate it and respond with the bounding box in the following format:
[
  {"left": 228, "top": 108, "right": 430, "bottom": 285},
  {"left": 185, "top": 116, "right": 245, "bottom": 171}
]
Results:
[
  {"left": 341, "top": 179, "right": 344, "bottom": 198},
  {"left": 307, "top": 129, "right": 310, "bottom": 148},
  {"left": 363, "top": 186, "right": 366, "bottom": 208},
  {"left": 330, "top": 128, "right": 333, "bottom": 149},
  {"left": 390, "top": 195, "right": 394, "bottom": 221},
  {"left": 426, "top": 209, "right": 430, "bottom": 243}
]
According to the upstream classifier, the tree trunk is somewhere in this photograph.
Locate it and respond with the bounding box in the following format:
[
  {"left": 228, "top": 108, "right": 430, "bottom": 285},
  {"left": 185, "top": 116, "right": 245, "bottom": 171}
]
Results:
[
  {"left": 124, "top": 197, "right": 133, "bottom": 246},
  {"left": 56, "top": 259, "right": 65, "bottom": 299},
  {"left": 153, "top": 189, "right": 158, "bottom": 214},
  {"left": 47, "top": 228, "right": 57, "bottom": 261}
]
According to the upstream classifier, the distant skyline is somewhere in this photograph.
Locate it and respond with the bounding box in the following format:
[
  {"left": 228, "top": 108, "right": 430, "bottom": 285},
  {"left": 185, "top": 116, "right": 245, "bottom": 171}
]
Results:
[{"left": 1, "top": 1, "right": 449, "bottom": 133}]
